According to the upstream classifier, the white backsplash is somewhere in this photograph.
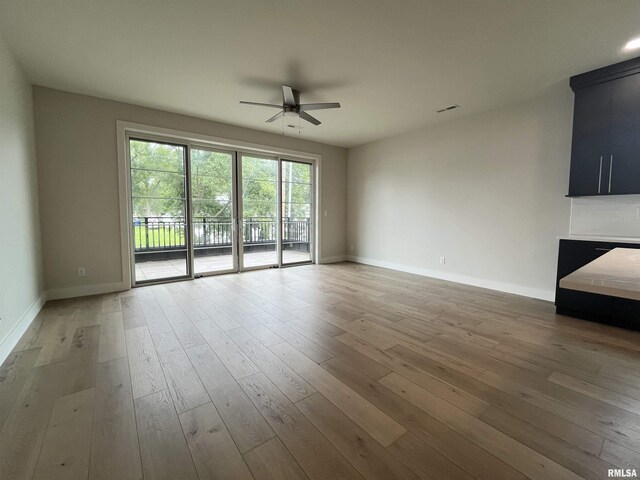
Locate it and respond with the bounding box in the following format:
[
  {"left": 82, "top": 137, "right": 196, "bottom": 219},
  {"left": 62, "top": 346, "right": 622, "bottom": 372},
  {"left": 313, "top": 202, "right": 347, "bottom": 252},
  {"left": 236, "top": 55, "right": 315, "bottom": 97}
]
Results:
[{"left": 570, "top": 195, "right": 640, "bottom": 238}]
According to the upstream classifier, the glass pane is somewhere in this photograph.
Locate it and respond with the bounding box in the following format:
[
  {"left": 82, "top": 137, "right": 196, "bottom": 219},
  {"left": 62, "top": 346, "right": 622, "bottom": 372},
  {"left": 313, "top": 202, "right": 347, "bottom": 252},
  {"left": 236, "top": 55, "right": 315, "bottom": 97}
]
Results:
[
  {"left": 282, "top": 160, "right": 312, "bottom": 264},
  {"left": 130, "top": 139, "right": 185, "bottom": 173},
  {"left": 130, "top": 139, "right": 188, "bottom": 282},
  {"left": 191, "top": 148, "right": 235, "bottom": 274},
  {"left": 242, "top": 155, "right": 278, "bottom": 268}
]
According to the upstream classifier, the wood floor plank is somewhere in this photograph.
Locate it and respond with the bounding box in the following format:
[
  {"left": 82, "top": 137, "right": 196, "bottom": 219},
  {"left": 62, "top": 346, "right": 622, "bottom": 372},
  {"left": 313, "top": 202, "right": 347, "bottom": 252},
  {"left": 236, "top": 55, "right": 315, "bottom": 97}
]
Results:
[
  {"left": 243, "top": 320, "right": 285, "bottom": 347},
  {"left": 162, "top": 304, "right": 206, "bottom": 349},
  {"left": 0, "top": 362, "right": 66, "bottom": 480},
  {"left": 135, "top": 389, "right": 199, "bottom": 480},
  {"left": 601, "top": 439, "right": 640, "bottom": 471},
  {"left": 480, "top": 405, "right": 612, "bottom": 480},
  {"left": 186, "top": 343, "right": 275, "bottom": 453},
  {"left": 337, "top": 318, "right": 402, "bottom": 349},
  {"left": 337, "top": 333, "right": 489, "bottom": 416},
  {"left": 32, "top": 387, "right": 95, "bottom": 480},
  {"left": 194, "top": 319, "right": 259, "bottom": 379},
  {"left": 125, "top": 326, "right": 167, "bottom": 399},
  {"left": 288, "top": 320, "right": 391, "bottom": 380},
  {"left": 120, "top": 296, "right": 147, "bottom": 330},
  {"left": 139, "top": 297, "right": 172, "bottom": 334},
  {"left": 152, "top": 330, "right": 209, "bottom": 414},
  {"left": 549, "top": 371, "right": 640, "bottom": 416},
  {"left": 271, "top": 342, "right": 406, "bottom": 447},
  {"left": 321, "top": 355, "right": 527, "bottom": 480},
  {"left": 227, "top": 327, "right": 316, "bottom": 403},
  {"left": 479, "top": 368, "right": 640, "bottom": 454},
  {"left": 101, "top": 293, "right": 121, "bottom": 313},
  {"left": 238, "top": 372, "right": 365, "bottom": 480},
  {"left": 89, "top": 357, "right": 142, "bottom": 480},
  {"left": 243, "top": 437, "right": 310, "bottom": 480},
  {"left": 193, "top": 295, "right": 241, "bottom": 330},
  {"left": 257, "top": 315, "right": 334, "bottom": 363},
  {"left": 0, "top": 348, "right": 39, "bottom": 432},
  {"left": 97, "top": 311, "right": 126, "bottom": 363},
  {"left": 296, "top": 392, "right": 420, "bottom": 479},
  {"left": 62, "top": 325, "right": 100, "bottom": 396},
  {"left": 178, "top": 402, "right": 253, "bottom": 480},
  {"left": 34, "top": 312, "right": 78, "bottom": 366},
  {"left": 171, "top": 291, "right": 210, "bottom": 323},
  {"left": 386, "top": 432, "right": 470, "bottom": 480},
  {"left": 13, "top": 310, "right": 48, "bottom": 351},
  {"left": 380, "top": 372, "right": 583, "bottom": 480}
]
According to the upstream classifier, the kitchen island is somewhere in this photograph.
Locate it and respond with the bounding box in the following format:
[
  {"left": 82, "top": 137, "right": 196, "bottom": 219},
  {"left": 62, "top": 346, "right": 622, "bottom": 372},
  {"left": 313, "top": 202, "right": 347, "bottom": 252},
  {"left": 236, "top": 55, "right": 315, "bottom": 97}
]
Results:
[
  {"left": 560, "top": 247, "right": 640, "bottom": 301},
  {"left": 556, "top": 240, "right": 640, "bottom": 331}
]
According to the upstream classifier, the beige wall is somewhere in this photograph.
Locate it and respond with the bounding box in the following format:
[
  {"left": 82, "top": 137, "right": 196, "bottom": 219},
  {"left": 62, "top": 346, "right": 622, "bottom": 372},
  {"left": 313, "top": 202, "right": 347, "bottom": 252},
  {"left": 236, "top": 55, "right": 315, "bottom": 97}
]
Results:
[
  {"left": 33, "top": 87, "right": 347, "bottom": 296},
  {"left": 347, "top": 84, "right": 573, "bottom": 300},
  {"left": 0, "top": 36, "right": 44, "bottom": 355}
]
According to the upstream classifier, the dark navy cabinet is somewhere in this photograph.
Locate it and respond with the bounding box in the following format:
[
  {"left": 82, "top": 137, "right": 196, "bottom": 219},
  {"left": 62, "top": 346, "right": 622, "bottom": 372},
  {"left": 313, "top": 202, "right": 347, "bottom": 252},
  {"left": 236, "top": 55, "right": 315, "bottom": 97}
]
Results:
[{"left": 568, "top": 56, "right": 640, "bottom": 196}]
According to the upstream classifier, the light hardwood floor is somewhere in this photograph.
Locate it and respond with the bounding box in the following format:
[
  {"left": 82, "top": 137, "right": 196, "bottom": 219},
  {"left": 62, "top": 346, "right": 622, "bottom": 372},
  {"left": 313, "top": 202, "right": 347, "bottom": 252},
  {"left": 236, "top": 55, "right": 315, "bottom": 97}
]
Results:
[{"left": 2, "top": 262, "right": 640, "bottom": 479}]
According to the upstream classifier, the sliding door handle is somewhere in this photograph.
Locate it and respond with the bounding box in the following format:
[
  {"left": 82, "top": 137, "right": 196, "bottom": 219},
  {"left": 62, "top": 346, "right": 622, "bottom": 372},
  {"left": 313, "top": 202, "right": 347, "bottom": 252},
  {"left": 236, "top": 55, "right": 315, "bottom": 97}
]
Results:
[
  {"left": 598, "top": 156, "right": 603, "bottom": 194},
  {"left": 608, "top": 155, "right": 613, "bottom": 193}
]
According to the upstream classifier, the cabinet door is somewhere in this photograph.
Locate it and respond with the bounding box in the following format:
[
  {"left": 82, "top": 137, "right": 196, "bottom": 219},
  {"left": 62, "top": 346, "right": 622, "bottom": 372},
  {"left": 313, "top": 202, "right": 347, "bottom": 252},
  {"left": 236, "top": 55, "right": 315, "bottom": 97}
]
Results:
[
  {"left": 609, "top": 74, "right": 640, "bottom": 194},
  {"left": 568, "top": 82, "right": 612, "bottom": 196}
]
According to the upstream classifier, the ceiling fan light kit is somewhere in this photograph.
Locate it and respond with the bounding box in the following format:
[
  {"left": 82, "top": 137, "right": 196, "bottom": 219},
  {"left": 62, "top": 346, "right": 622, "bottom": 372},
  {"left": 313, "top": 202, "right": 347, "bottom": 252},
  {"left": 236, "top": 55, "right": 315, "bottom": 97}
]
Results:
[{"left": 240, "top": 85, "right": 341, "bottom": 126}]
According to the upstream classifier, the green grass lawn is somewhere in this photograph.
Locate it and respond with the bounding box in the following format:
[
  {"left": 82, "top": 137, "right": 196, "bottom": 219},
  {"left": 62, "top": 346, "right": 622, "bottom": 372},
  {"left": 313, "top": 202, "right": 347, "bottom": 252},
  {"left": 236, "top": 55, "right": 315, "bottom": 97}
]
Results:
[{"left": 134, "top": 225, "right": 185, "bottom": 249}]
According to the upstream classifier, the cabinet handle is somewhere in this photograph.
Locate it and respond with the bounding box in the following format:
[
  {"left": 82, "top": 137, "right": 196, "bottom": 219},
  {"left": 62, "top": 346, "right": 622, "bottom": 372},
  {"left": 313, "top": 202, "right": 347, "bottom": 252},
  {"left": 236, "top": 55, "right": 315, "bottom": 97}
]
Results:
[
  {"left": 595, "top": 248, "right": 612, "bottom": 251},
  {"left": 598, "top": 156, "right": 603, "bottom": 193},
  {"left": 608, "top": 155, "right": 613, "bottom": 193}
]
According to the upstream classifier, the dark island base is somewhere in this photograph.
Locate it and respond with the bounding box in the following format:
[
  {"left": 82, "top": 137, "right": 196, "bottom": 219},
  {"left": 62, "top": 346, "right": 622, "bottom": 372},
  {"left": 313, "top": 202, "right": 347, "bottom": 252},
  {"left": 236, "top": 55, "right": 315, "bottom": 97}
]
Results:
[{"left": 556, "top": 293, "right": 640, "bottom": 332}]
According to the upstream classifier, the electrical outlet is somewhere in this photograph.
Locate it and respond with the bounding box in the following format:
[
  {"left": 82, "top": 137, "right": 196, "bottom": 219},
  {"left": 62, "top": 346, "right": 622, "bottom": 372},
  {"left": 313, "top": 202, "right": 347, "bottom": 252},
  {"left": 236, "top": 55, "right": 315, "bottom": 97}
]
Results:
[
  {"left": 439, "top": 256, "right": 446, "bottom": 265},
  {"left": 77, "top": 267, "right": 86, "bottom": 277},
  {"left": 350, "top": 244, "right": 354, "bottom": 251},
  {"left": 324, "top": 210, "right": 328, "bottom": 217}
]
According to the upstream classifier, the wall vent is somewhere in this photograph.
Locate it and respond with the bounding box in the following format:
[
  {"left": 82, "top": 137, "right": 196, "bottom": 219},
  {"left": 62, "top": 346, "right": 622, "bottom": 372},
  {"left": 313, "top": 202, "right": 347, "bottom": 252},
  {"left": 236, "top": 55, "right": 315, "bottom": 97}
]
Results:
[{"left": 435, "top": 104, "right": 460, "bottom": 113}]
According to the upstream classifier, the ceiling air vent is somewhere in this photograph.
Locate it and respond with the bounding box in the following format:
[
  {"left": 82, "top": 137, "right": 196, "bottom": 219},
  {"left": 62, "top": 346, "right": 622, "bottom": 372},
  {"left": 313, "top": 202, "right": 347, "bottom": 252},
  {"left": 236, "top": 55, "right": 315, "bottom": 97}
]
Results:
[{"left": 435, "top": 104, "right": 460, "bottom": 113}]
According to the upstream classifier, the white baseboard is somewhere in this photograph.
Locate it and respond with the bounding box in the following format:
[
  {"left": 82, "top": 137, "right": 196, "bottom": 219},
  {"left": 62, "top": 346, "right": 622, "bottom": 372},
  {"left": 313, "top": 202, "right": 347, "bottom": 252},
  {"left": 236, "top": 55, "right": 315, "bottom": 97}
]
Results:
[
  {"left": 46, "top": 281, "right": 129, "bottom": 301},
  {"left": 346, "top": 255, "right": 554, "bottom": 302},
  {"left": 0, "top": 293, "right": 47, "bottom": 366},
  {"left": 320, "top": 254, "right": 347, "bottom": 264}
]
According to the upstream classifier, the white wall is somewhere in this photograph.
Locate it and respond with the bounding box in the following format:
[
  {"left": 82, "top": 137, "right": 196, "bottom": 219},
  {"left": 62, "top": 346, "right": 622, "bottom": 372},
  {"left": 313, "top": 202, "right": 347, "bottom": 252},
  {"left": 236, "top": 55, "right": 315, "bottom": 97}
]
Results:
[
  {"left": 0, "top": 36, "right": 45, "bottom": 358},
  {"left": 33, "top": 87, "right": 348, "bottom": 297},
  {"left": 347, "top": 85, "right": 573, "bottom": 300}
]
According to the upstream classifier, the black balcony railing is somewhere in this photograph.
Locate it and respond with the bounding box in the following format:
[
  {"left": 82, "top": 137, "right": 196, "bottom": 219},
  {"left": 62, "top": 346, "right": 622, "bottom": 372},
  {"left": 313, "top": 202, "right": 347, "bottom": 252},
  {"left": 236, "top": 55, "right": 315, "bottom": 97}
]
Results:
[{"left": 133, "top": 216, "right": 310, "bottom": 253}]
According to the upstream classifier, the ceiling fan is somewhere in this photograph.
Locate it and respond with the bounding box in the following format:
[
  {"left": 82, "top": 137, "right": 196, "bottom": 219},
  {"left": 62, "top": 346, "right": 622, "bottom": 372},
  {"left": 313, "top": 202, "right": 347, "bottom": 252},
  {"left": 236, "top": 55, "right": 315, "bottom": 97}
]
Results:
[{"left": 240, "top": 85, "right": 340, "bottom": 125}]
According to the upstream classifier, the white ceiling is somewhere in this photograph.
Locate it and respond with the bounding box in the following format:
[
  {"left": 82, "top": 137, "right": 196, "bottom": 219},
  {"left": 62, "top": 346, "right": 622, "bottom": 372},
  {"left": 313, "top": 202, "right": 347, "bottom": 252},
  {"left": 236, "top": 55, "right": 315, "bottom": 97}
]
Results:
[{"left": 1, "top": 0, "right": 639, "bottom": 148}]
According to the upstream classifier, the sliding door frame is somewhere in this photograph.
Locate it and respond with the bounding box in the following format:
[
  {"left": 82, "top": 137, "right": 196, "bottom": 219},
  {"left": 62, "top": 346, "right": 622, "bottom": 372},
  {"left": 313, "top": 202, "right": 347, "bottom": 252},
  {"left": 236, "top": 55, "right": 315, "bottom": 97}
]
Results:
[
  {"left": 117, "top": 121, "right": 321, "bottom": 289},
  {"left": 237, "top": 152, "right": 282, "bottom": 272},
  {"left": 280, "top": 157, "right": 316, "bottom": 266},
  {"left": 126, "top": 132, "right": 193, "bottom": 285},
  {"left": 190, "top": 144, "right": 239, "bottom": 277}
]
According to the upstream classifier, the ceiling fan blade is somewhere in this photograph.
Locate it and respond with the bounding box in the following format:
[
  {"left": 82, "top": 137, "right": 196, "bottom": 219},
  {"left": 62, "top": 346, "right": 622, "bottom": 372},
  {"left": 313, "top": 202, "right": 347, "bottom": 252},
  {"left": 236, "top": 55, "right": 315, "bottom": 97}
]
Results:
[
  {"left": 299, "top": 102, "right": 341, "bottom": 111},
  {"left": 282, "top": 85, "right": 296, "bottom": 107},
  {"left": 240, "top": 101, "right": 284, "bottom": 109},
  {"left": 299, "top": 112, "right": 321, "bottom": 126},
  {"left": 265, "top": 111, "right": 285, "bottom": 123}
]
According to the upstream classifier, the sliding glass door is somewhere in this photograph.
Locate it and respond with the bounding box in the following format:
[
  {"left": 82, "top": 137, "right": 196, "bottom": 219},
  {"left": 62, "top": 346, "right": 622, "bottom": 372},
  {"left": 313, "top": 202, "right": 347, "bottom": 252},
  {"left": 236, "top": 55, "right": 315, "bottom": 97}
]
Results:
[
  {"left": 281, "top": 160, "right": 313, "bottom": 264},
  {"left": 128, "top": 135, "right": 314, "bottom": 285},
  {"left": 130, "top": 138, "right": 190, "bottom": 283},
  {"left": 190, "top": 147, "right": 237, "bottom": 275},
  {"left": 239, "top": 154, "right": 279, "bottom": 270}
]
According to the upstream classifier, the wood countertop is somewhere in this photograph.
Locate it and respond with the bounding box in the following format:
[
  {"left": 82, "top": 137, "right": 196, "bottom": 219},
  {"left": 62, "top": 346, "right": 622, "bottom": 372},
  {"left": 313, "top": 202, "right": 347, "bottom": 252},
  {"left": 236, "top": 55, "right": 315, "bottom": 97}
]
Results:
[{"left": 559, "top": 247, "right": 640, "bottom": 301}]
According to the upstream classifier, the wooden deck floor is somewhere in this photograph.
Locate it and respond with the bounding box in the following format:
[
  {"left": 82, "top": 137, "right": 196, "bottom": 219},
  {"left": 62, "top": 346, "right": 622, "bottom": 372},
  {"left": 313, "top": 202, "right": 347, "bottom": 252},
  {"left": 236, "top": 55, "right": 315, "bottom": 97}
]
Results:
[{"left": 2, "top": 262, "right": 640, "bottom": 479}]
